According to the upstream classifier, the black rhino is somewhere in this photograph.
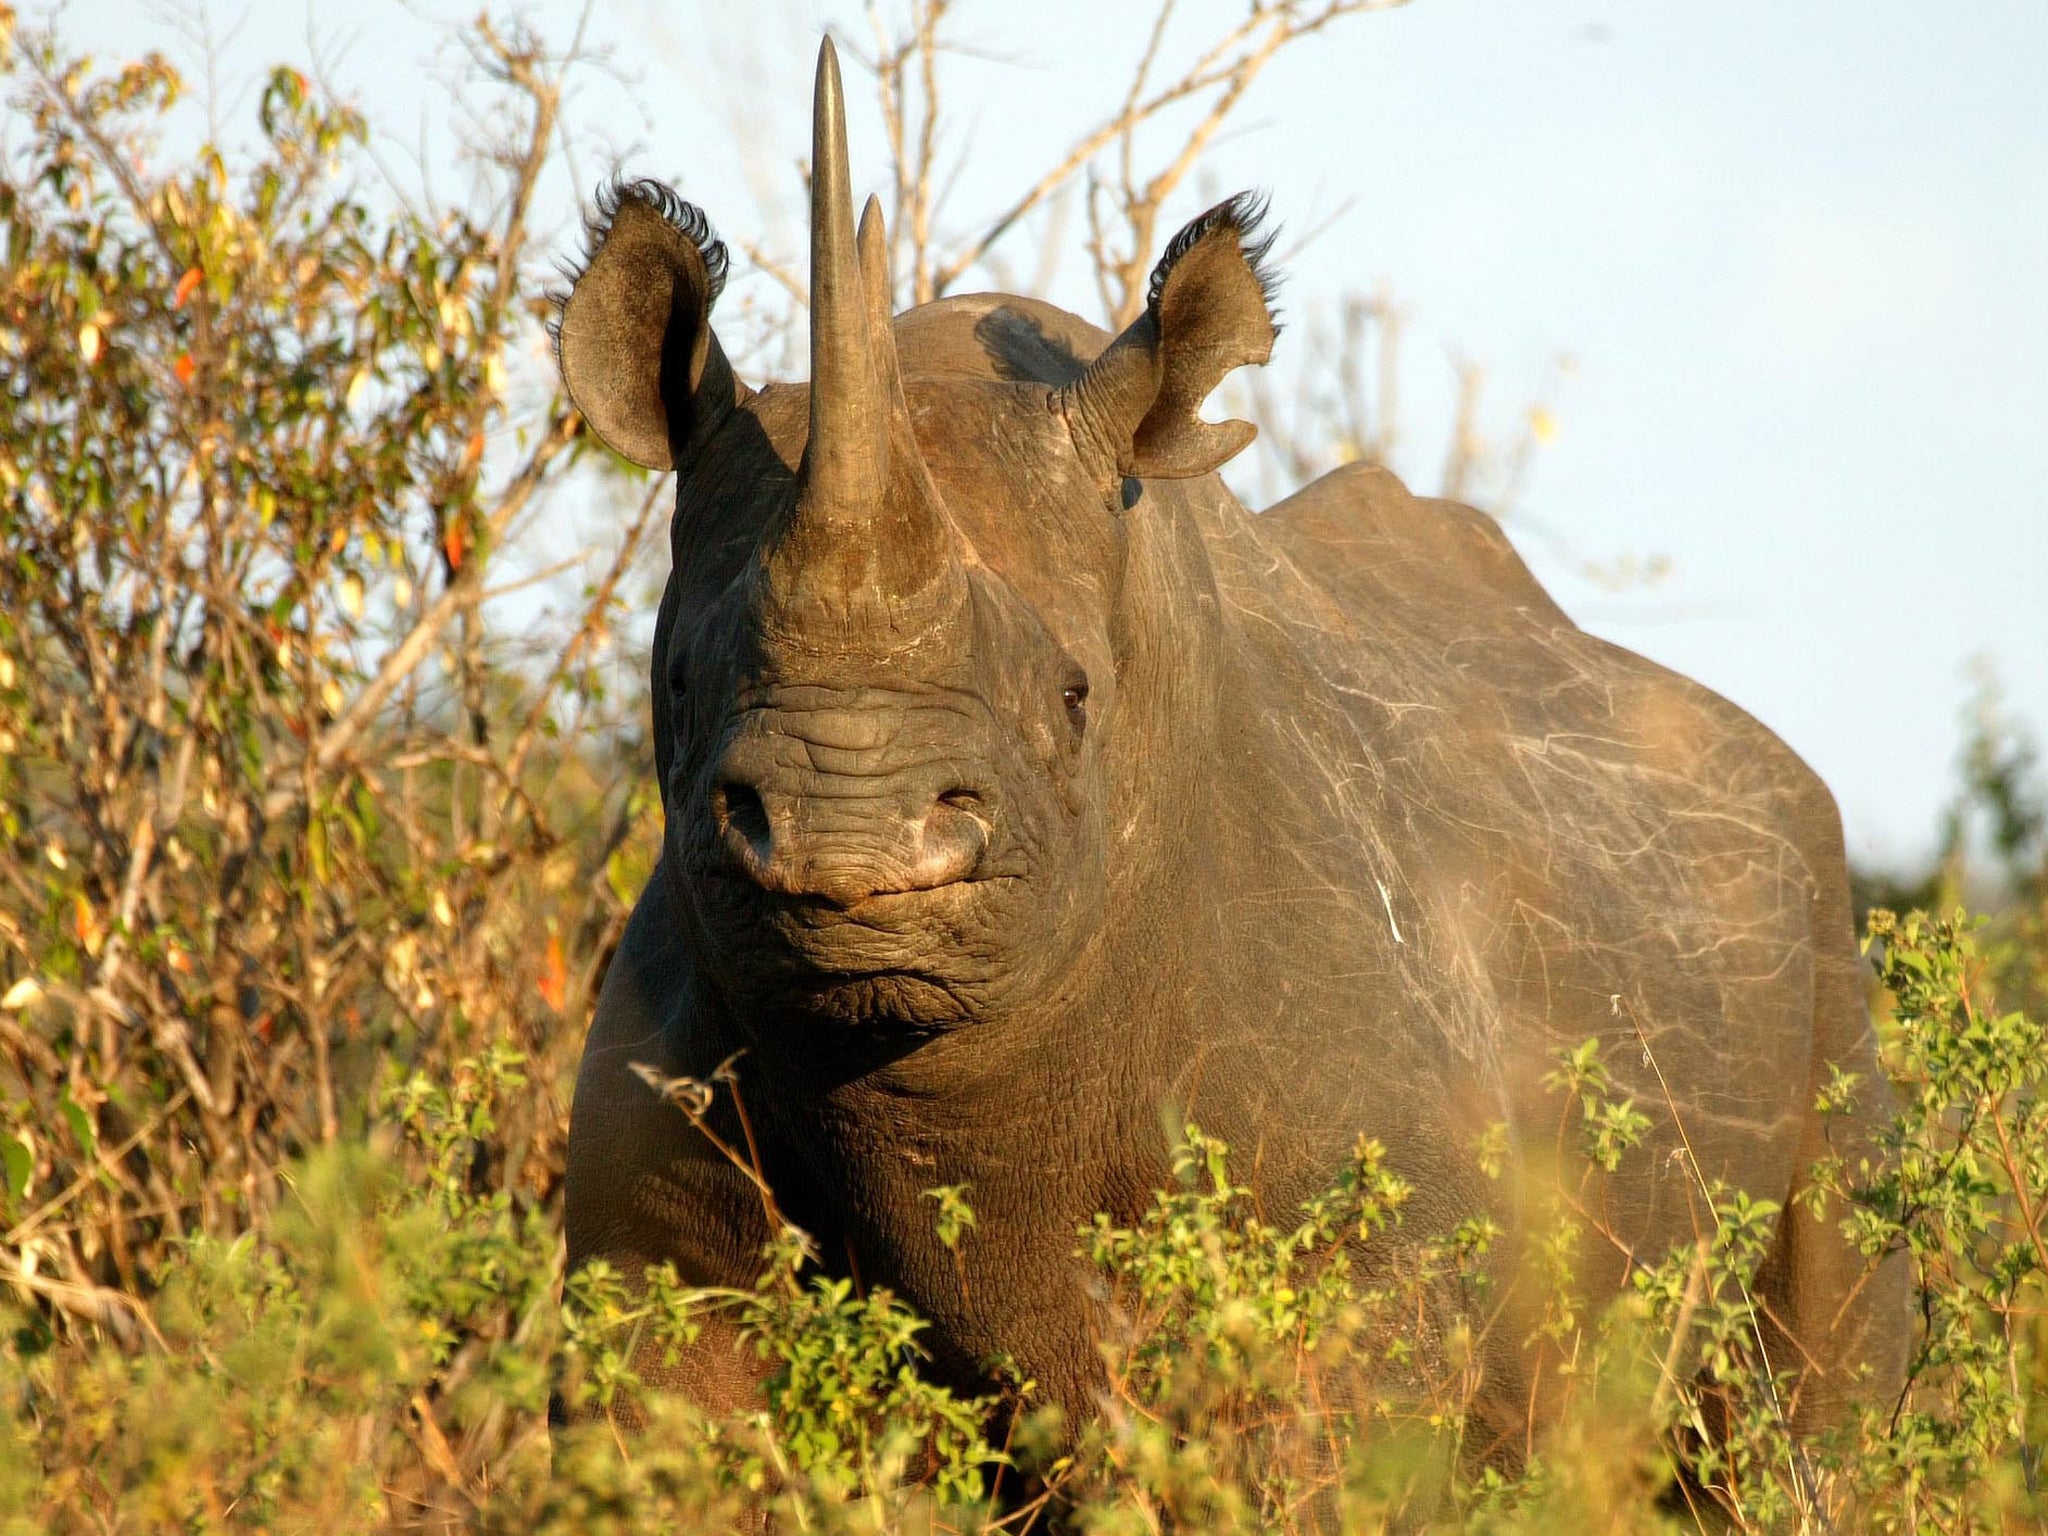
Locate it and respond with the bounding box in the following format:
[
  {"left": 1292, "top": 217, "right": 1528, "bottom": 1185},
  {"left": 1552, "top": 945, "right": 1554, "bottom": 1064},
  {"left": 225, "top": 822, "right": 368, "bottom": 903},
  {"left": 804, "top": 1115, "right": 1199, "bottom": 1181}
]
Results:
[{"left": 556, "top": 39, "right": 1906, "bottom": 1457}]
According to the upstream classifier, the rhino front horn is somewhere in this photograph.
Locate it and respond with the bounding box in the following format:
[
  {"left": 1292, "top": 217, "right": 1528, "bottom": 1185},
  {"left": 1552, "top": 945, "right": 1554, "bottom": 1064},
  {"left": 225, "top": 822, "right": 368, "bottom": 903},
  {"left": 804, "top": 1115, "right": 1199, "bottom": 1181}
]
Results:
[
  {"left": 799, "top": 38, "right": 886, "bottom": 519},
  {"left": 767, "top": 38, "right": 967, "bottom": 645}
]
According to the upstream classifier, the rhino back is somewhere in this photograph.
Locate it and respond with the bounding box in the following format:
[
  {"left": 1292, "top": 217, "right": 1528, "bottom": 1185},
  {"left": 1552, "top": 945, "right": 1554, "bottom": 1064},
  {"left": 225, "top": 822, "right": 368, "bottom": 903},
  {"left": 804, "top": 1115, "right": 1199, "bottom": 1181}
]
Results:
[
  {"left": 1198, "top": 462, "right": 1841, "bottom": 1254},
  {"left": 1235, "top": 462, "right": 1905, "bottom": 1430},
  {"left": 891, "top": 294, "right": 1112, "bottom": 386}
]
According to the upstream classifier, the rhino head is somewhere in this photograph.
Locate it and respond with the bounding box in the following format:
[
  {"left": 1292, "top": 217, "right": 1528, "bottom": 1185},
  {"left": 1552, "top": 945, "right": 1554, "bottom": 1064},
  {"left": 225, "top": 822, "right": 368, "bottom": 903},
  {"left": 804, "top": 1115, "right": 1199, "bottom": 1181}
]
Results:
[{"left": 557, "top": 41, "right": 1278, "bottom": 1043}]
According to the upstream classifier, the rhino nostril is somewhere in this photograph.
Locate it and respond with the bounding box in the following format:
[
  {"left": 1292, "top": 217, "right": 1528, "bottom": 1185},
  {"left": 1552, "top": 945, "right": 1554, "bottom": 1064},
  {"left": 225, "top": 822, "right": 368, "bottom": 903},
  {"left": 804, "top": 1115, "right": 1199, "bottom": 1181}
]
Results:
[
  {"left": 717, "top": 781, "right": 772, "bottom": 858},
  {"left": 935, "top": 787, "right": 983, "bottom": 814}
]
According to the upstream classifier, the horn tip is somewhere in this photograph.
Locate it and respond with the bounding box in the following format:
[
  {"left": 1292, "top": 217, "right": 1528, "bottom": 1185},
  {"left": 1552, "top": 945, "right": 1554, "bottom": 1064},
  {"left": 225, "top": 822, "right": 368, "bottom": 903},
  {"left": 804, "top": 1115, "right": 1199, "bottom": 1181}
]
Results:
[
  {"left": 815, "top": 34, "right": 842, "bottom": 94},
  {"left": 858, "top": 195, "right": 892, "bottom": 314}
]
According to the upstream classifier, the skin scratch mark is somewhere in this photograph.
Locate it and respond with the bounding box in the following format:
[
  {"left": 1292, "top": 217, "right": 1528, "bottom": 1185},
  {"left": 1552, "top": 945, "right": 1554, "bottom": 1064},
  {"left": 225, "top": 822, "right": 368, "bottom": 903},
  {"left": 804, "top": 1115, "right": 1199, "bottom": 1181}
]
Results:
[{"left": 1376, "top": 877, "right": 1404, "bottom": 944}]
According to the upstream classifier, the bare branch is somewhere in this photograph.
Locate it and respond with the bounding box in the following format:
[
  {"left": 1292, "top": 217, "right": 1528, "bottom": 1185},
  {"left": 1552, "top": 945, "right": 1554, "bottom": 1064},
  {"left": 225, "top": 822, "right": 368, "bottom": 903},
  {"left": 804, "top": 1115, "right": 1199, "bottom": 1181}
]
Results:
[
  {"left": 262, "top": 408, "right": 580, "bottom": 820},
  {"left": 500, "top": 471, "right": 672, "bottom": 793}
]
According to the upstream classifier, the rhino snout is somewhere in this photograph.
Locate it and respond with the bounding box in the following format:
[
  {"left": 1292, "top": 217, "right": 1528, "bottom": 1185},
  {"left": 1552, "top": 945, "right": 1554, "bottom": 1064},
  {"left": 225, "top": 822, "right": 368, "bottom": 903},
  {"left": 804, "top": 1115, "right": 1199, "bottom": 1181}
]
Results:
[{"left": 709, "top": 765, "right": 991, "bottom": 907}]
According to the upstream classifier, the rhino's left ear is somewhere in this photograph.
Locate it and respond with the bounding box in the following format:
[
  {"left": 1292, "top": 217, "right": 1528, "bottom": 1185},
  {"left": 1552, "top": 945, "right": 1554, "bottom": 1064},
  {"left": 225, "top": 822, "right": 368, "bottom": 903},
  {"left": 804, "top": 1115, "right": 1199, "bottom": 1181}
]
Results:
[
  {"left": 556, "top": 178, "right": 751, "bottom": 470},
  {"left": 1060, "top": 193, "right": 1280, "bottom": 484}
]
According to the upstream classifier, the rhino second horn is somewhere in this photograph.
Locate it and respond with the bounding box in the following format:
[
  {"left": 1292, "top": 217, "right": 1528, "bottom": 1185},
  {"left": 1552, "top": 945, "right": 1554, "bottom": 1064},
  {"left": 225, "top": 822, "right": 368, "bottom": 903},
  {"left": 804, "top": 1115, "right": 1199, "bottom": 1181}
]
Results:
[{"left": 858, "top": 194, "right": 963, "bottom": 545}]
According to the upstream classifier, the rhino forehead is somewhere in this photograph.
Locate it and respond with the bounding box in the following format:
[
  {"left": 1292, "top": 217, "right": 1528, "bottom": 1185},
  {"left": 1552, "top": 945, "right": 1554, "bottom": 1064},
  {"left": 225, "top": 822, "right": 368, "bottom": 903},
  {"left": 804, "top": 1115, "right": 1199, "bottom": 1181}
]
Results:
[{"left": 691, "top": 376, "right": 1111, "bottom": 617}]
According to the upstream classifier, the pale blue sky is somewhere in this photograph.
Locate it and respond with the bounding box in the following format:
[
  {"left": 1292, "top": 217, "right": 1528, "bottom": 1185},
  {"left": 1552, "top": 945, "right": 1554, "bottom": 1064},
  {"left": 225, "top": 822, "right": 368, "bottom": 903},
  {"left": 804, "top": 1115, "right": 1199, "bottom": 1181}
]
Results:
[{"left": 44, "top": 0, "right": 2048, "bottom": 869}]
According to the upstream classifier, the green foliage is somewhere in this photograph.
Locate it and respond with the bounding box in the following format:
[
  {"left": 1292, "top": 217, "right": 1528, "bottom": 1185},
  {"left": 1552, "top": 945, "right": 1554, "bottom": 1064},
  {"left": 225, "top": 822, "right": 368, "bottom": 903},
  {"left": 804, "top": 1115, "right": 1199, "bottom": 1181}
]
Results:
[
  {"left": 0, "top": 0, "right": 650, "bottom": 1329},
  {"left": 1055, "top": 1127, "right": 1465, "bottom": 1532},
  {"left": 3, "top": 911, "right": 2048, "bottom": 1531},
  {"left": 1543, "top": 1038, "right": 1654, "bottom": 1175},
  {"left": 1806, "top": 909, "right": 2048, "bottom": 1530},
  {"left": 744, "top": 1228, "right": 1002, "bottom": 1507},
  {"left": 925, "top": 1182, "right": 979, "bottom": 1257},
  {"left": 1855, "top": 669, "right": 2048, "bottom": 1019},
  {"left": 1088, "top": 1125, "right": 1410, "bottom": 1371},
  {"left": 1, "top": 1047, "right": 560, "bottom": 1529}
]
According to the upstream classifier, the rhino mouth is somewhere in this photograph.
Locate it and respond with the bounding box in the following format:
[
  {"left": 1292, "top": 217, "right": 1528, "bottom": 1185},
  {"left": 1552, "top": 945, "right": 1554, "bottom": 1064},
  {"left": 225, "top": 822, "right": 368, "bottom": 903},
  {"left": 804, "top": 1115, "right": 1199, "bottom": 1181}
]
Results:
[
  {"left": 685, "top": 865, "right": 1018, "bottom": 1029},
  {"left": 764, "top": 876, "right": 1011, "bottom": 966}
]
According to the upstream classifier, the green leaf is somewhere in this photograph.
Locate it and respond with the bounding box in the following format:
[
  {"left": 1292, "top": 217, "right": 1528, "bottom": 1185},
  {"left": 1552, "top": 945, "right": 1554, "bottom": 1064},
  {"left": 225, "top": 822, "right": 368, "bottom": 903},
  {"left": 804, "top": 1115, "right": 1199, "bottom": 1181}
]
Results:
[
  {"left": 0, "top": 1132, "right": 31, "bottom": 1203},
  {"left": 606, "top": 848, "right": 636, "bottom": 907},
  {"left": 59, "top": 1089, "right": 97, "bottom": 1162}
]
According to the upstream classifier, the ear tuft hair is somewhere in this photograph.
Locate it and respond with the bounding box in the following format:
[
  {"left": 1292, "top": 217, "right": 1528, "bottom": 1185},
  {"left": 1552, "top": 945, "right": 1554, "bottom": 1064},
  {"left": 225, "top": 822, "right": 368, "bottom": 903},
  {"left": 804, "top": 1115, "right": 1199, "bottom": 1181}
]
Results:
[
  {"left": 1145, "top": 190, "right": 1282, "bottom": 334},
  {"left": 552, "top": 175, "right": 746, "bottom": 470},
  {"left": 549, "top": 177, "right": 730, "bottom": 357},
  {"left": 1059, "top": 191, "right": 1282, "bottom": 483},
  {"left": 589, "top": 177, "right": 730, "bottom": 305}
]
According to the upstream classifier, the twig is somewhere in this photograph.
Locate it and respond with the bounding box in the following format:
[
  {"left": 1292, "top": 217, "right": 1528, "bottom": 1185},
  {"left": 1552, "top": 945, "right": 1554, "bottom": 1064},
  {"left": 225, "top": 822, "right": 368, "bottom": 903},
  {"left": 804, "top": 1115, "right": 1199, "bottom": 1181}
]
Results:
[
  {"left": 500, "top": 471, "right": 671, "bottom": 793},
  {"left": 261, "top": 406, "right": 579, "bottom": 820},
  {"left": 2, "top": 1086, "right": 196, "bottom": 1247}
]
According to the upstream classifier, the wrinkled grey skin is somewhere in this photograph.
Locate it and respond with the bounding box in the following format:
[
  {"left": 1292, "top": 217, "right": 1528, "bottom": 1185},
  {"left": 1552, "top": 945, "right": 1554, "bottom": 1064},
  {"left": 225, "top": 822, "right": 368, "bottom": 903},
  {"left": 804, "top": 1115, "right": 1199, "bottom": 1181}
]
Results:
[{"left": 556, "top": 41, "right": 1906, "bottom": 1460}]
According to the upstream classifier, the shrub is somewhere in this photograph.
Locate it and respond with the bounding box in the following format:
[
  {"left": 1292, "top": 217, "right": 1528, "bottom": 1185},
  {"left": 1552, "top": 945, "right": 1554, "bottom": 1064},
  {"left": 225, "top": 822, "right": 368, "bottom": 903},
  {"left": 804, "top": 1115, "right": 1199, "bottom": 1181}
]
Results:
[{"left": 1, "top": 909, "right": 2045, "bottom": 1532}]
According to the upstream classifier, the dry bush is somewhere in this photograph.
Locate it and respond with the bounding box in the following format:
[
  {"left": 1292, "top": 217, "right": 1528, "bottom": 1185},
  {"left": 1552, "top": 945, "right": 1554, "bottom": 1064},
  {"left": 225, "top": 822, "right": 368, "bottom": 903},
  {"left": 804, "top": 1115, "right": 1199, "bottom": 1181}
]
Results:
[{"left": 0, "top": 8, "right": 659, "bottom": 1502}]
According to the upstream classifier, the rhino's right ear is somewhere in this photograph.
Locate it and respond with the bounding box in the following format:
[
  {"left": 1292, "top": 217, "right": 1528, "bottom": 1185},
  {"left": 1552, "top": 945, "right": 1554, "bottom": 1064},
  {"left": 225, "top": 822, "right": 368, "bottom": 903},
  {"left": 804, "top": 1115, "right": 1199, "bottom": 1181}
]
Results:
[{"left": 556, "top": 179, "right": 751, "bottom": 470}]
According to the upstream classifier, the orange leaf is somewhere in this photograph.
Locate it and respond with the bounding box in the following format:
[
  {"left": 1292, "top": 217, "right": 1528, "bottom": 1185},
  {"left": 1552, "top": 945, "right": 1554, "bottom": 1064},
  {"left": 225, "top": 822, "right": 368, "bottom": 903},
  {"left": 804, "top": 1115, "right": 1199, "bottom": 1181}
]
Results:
[
  {"left": 172, "top": 267, "right": 203, "bottom": 310},
  {"left": 442, "top": 521, "right": 466, "bottom": 571},
  {"left": 173, "top": 353, "right": 196, "bottom": 386},
  {"left": 72, "top": 894, "right": 104, "bottom": 955},
  {"left": 537, "top": 932, "right": 569, "bottom": 1012},
  {"left": 462, "top": 430, "right": 485, "bottom": 468}
]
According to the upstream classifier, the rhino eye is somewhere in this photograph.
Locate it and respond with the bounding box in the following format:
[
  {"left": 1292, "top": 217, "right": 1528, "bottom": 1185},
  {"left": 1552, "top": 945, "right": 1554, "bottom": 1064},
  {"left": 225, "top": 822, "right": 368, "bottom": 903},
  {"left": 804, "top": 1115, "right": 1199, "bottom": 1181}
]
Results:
[{"left": 1061, "top": 677, "right": 1089, "bottom": 721}]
